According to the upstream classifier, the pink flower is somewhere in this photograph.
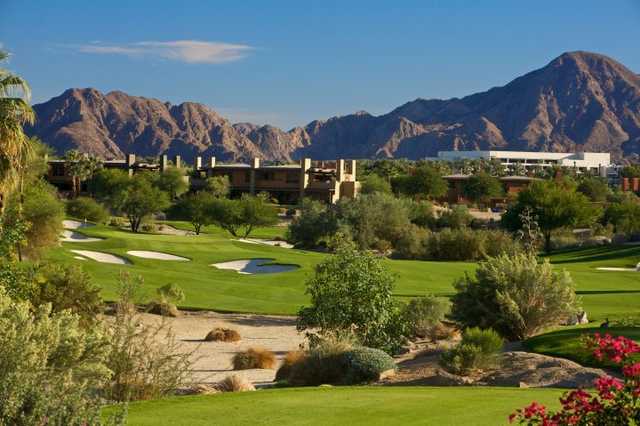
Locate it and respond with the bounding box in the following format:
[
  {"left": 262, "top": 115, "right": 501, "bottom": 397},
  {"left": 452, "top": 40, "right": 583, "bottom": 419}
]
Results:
[{"left": 595, "top": 376, "right": 623, "bottom": 400}]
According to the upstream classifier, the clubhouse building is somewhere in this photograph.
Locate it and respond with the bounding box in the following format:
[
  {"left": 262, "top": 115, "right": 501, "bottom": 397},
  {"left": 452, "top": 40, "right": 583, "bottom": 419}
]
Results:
[{"left": 46, "top": 154, "right": 360, "bottom": 204}]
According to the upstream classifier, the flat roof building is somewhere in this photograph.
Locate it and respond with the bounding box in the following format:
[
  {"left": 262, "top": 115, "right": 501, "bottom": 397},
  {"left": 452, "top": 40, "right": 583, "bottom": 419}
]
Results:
[{"left": 435, "top": 150, "right": 611, "bottom": 175}]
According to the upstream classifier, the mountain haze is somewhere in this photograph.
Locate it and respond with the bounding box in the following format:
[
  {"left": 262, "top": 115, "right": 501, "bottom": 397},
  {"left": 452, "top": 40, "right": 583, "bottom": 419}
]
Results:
[{"left": 28, "top": 51, "right": 640, "bottom": 162}]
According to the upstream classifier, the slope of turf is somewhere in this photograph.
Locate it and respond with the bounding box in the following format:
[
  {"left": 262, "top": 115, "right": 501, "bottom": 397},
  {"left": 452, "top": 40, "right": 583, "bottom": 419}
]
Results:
[
  {"left": 48, "top": 222, "right": 639, "bottom": 317},
  {"left": 524, "top": 326, "right": 640, "bottom": 368},
  {"left": 107, "top": 387, "right": 563, "bottom": 426}
]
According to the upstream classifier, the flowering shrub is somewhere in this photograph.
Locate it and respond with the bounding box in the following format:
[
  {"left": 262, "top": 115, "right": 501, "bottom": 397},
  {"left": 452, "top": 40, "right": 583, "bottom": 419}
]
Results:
[{"left": 510, "top": 333, "right": 640, "bottom": 425}]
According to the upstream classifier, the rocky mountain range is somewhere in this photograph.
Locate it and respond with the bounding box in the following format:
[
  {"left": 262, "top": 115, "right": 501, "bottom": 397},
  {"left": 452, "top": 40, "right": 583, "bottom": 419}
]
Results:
[{"left": 27, "top": 51, "right": 640, "bottom": 162}]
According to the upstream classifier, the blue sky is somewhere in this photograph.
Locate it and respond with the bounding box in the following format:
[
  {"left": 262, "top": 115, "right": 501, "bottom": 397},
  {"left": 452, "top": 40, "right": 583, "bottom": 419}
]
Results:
[{"left": 2, "top": 0, "right": 639, "bottom": 129}]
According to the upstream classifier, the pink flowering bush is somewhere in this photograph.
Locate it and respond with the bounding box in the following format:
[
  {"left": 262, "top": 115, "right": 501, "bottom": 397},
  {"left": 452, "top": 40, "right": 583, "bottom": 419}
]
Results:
[{"left": 510, "top": 333, "right": 640, "bottom": 425}]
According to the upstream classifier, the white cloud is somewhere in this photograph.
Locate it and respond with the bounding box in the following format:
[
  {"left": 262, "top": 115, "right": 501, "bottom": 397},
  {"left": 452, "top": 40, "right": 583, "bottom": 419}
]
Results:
[{"left": 70, "top": 40, "right": 252, "bottom": 64}]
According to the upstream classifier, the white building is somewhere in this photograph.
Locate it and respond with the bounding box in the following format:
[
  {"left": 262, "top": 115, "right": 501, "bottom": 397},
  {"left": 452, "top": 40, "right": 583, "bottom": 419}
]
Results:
[{"left": 435, "top": 150, "right": 611, "bottom": 175}]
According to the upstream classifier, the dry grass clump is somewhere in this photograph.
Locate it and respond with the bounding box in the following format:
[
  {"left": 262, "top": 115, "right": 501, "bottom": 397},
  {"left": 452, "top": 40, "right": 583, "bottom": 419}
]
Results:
[
  {"left": 215, "top": 374, "right": 255, "bottom": 392},
  {"left": 204, "top": 327, "right": 241, "bottom": 342},
  {"left": 232, "top": 347, "right": 276, "bottom": 370},
  {"left": 428, "top": 322, "right": 458, "bottom": 342}
]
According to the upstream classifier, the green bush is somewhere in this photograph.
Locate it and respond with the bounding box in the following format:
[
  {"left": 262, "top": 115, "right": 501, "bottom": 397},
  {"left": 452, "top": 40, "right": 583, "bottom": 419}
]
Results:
[
  {"left": 426, "top": 228, "right": 485, "bottom": 260},
  {"left": 0, "top": 288, "right": 112, "bottom": 425},
  {"left": 297, "top": 240, "right": 407, "bottom": 354},
  {"left": 403, "top": 295, "right": 450, "bottom": 338},
  {"left": 66, "top": 196, "right": 109, "bottom": 224},
  {"left": 440, "top": 327, "right": 502, "bottom": 375},
  {"left": 394, "top": 224, "right": 430, "bottom": 259},
  {"left": 342, "top": 347, "right": 396, "bottom": 384},
  {"left": 437, "top": 205, "right": 473, "bottom": 229},
  {"left": 451, "top": 252, "right": 578, "bottom": 340},
  {"left": 31, "top": 263, "right": 103, "bottom": 326},
  {"left": 281, "top": 342, "right": 395, "bottom": 386}
]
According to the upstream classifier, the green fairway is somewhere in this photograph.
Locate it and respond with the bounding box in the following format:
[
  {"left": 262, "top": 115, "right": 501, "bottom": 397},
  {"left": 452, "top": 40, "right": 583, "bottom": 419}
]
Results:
[
  {"left": 48, "top": 222, "right": 639, "bottom": 317},
  {"left": 108, "top": 387, "right": 563, "bottom": 426},
  {"left": 524, "top": 326, "right": 640, "bottom": 368}
]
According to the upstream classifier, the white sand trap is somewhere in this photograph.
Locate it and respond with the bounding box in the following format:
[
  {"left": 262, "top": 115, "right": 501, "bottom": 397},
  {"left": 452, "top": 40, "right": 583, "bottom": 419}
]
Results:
[
  {"left": 70, "top": 250, "right": 130, "bottom": 265},
  {"left": 211, "top": 258, "right": 299, "bottom": 274},
  {"left": 60, "top": 230, "right": 103, "bottom": 242},
  {"left": 73, "top": 256, "right": 87, "bottom": 261},
  {"left": 63, "top": 220, "right": 95, "bottom": 230},
  {"left": 235, "top": 238, "right": 294, "bottom": 249},
  {"left": 597, "top": 267, "right": 638, "bottom": 272},
  {"left": 126, "top": 250, "right": 190, "bottom": 261}
]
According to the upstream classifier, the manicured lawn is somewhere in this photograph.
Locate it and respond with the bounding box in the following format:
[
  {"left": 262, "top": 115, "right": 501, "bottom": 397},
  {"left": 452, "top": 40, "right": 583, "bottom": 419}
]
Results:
[
  {"left": 524, "top": 326, "right": 640, "bottom": 368},
  {"left": 47, "top": 222, "right": 640, "bottom": 317},
  {"left": 106, "top": 387, "right": 564, "bottom": 426}
]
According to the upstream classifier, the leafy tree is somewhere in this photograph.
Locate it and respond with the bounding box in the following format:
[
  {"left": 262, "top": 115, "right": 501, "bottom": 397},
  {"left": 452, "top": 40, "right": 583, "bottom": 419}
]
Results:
[
  {"left": 577, "top": 176, "right": 611, "bottom": 202},
  {"left": 88, "top": 168, "right": 130, "bottom": 207},
  {"left": 462, "top": 172, "right": 503, "bottom": 204},
  {"left": 172, "top": 191, "right": 215, "bottom": 234},
  {"left": 336, "top": 192, "right": 412, "bottom": 251},
  {"left": 393, "top": 164, "right": 447, "bottom": 200},
  {"left": 451, "top": 252, "right": 578, "bottom": 340},
  {"left": 152, "top": 167, "right": 188, "bottom": 199},
  {"left": 0, "top": 288, "right": 112, "bottom": 425},
  {"left": 620, "top": 164, "right": 640, "bottom": 178},
  {"left": 64, "top": 150, "right": 101, "bottom": 197},
  {"left": 210, "top": 193, "right": 278, "bottom": 238},
  {"left": 297, "top": 238, "right": 407, "bottom": 353},
  {"left": 604, "top": 196, "right": 640, "bottom": 235},
  {"left": 287, "top": 198, "right": 338, "bottom": 248},
  {"left": 360, "top": 174, "right": 392, "bottom": 195},
  {"left": 502, "top": 180, "right": 601, "bottom": 252},
  {"left": 205, "top": 175, "right": 230, "bottom": 198},
  {"left": 115, "top": 174, "right": 170, "bottom": 232},
  {"left": 0, "top": 50, "right": 35, "bottom": 212}
]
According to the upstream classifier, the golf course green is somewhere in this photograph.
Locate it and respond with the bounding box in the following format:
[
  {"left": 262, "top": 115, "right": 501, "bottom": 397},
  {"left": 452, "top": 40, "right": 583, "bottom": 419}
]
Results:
[
  {"left": 49, "top": 221, "right": 640, "bottom": 319},
  {"left": 106, "top": 387, "right": 564, "bottom": 426}
]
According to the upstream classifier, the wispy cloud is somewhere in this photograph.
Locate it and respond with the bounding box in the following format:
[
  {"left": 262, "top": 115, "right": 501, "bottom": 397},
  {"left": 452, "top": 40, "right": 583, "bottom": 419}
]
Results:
[{"left": 67, "top": 40, "right": 252, "bottom": 64}]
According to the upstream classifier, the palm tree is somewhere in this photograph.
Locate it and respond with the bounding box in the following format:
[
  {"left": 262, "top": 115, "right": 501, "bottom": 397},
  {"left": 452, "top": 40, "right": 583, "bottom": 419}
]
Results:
[
  {"left": 64, "top": 150, "right": 101, "bottom": 197},
  {"left": 0, "top": 50, "right": 35, "bottom": 214}
]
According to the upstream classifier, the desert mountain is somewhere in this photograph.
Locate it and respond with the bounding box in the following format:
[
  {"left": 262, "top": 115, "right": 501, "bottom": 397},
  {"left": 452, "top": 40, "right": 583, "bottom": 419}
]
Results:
[{"left": 28, "top": 51, "right": 640, "bottom": 162}]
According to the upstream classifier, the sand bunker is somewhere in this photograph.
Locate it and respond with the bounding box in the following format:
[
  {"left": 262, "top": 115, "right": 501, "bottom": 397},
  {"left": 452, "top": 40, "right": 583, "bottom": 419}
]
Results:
[
  {"left": 70, "top": 250, "right": 130, "bottom": 265},
  {"left": 211, "top": 258, "right": 299, "bottom": 274},
  {"left": 235, "top": 238, "right": 294, "bottom": 249},
  {"left": 126, "top": 250, "right": 190, "bottom": 261},
  {"left": 73, "top": 256, "right": 87, "bottom": 261},
  {"left": 63, "top": 220, "right": 95, "bottom": 230},
  {"left": 60, "top": 230, "right": 103, "bottom": 242},
  {"left": 597, "top": 267, "right": 638, "bottom": 272}
]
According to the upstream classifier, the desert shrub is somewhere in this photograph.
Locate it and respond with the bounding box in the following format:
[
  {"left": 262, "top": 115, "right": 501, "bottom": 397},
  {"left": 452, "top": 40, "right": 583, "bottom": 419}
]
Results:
[
  {"left": 440, "top": 327, "right": 502, "bottom": 375},
  {"left": 451, "top": 252, "right": 578, "bottom": 340},
  {"left": 281, "top": 341, "right": 395, "bottom": 386},
  {"left": 0, "top": 288, "right": 112, "bottom": 425},
  {"left": 31, "top": 263, "right": 103, "bottom": 326},
  {"left": 215, "top": 375, "right": 255, "bottom": 392},
  {"left": 3, "top": 180, "right": 64, "bottom": 259},
  {"left": 407, "top": 200, "right": 435, "bottom": 228},
  {"left": 109, "top": 216, "right": 126, "bottom": 227},
  {"left": 437, "top": 205, "right": 473, "bottom": 229},
  {"left": 483, "top": 229, "right": 522, "bottom": 257},
  {"left": 204, "top": 327, "right": 241, "bottom": 342},
  {"left": 232, "top": 347, "right": 277, "bottom": 370},
  {"left": 393, "top": 224, "right": 429, "bottom": 259},
  {"left": 105, "top": 273, "right": 193, "bottom": 401},
  {"left": 428, "top": 322, "right": 457, "bottom": 342},
  {"left": 66, "top": 196, "right": 109, "bottom": 224},
  {"left": 297, "top": 239, "right": 408, "bottom": 354},
  {"left": 148, "top": 283, "right": 185, "bottom": 317},
  {"left": 341, "top": 347, "right": 396, "bottom": 384},
  {"left": 275, "top": 350, "right": 306, "bottom": 382},
  {"left": 426, "top": 228, "right": 486, "bottom": 260},
  {"left": 403, "top": 295, "right": 450, "bottom": 338},
  {"left": 360, "top": 174, "right": 392, "bottom": 195}
]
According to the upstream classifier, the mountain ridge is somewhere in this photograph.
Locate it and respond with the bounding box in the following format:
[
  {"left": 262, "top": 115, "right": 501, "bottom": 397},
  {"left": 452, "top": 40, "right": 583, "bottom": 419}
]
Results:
[{"left": 27, "top": 51, "right": 640, "bottom": 162}]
